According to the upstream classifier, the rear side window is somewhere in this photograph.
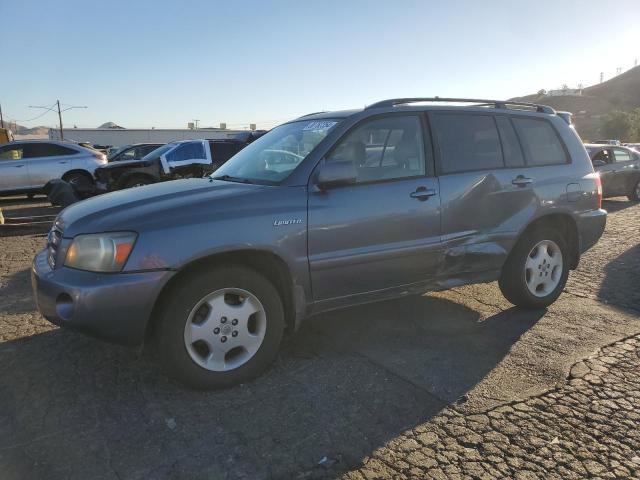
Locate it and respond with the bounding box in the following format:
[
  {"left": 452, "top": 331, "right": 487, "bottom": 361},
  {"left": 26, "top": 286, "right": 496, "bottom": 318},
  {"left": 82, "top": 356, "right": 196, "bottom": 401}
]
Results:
[
  {"left": 612, "top": 148, "right": 632, "bottom": 162},
  {"left": 432, "top": 113, "right": 503, "bottom": 174},
  {"left": 495, "top": 116, "right": 525, "bottom": 168},
  {"left": 23, "top": 143, "right": 77, "bottom": 158},
  {"left": 512, "top": 118, "right": 568, "bottom": 166},
  {"left": 210, "top": 141, "right": 242, "bottom": 163}
]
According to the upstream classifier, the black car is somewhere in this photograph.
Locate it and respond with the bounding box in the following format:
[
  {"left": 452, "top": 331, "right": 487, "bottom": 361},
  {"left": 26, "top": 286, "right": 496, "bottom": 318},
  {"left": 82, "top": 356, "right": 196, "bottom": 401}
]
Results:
[
  {"left": 586, "top": 144, "right": 640, "bottom": 201},
  {"left": 95, "top": 133, "right": 265, "bottom": 190},
  {"left": 108, "top": 143, "right": 164, "bottom": 162}
]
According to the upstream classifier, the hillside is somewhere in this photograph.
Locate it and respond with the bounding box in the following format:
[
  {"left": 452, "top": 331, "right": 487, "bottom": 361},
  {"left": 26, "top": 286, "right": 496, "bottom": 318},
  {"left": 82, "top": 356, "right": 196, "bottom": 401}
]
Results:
[
  {"left": 1, "top": 122, "right": 49, "bottom": 136},
  {"left": 511, "top": 66, "right": 640, "bottom": 140}
]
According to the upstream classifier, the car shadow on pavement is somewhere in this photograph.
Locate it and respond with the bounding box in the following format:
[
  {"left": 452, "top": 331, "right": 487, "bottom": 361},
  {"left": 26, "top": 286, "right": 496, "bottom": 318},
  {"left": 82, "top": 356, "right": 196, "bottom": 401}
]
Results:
[
  {"left": 602, "top": 198, "right": 638, "bottom": 213},
  {"left": 0, "top": 268, "right": 36, "bottom": 315},
  {"left": 598, "top": 243, "right": 640, "bottom": 312},
  {"left": 0, "top": 294, "right": 544, "bottom": 479}
]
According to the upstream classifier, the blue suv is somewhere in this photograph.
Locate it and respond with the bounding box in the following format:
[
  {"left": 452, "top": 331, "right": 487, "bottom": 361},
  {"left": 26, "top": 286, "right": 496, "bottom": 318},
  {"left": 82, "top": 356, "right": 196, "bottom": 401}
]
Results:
[{"left": 32, "top": 98, "right": 606, "bottom": 389}]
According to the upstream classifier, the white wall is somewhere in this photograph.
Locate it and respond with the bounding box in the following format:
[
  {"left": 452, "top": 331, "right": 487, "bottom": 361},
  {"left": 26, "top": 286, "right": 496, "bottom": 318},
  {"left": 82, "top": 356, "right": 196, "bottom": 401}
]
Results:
[{"left": 49, "top": 128, "right": 246, "bottom": 146}]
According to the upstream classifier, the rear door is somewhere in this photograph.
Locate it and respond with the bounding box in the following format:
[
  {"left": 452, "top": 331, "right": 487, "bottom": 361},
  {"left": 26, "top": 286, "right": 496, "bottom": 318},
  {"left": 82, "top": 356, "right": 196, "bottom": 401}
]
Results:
[
  {"left": 307, "top": 114, "right": 442, "bottom": 301},
  {"left": 23, "top": 143, "right": 79, "bottom": 188},
  {"left": 430, "top": 112, "right": 538, "bottom": 275},
  {"left": 0, "top": 144, "right": 29, "bottom": 191}
]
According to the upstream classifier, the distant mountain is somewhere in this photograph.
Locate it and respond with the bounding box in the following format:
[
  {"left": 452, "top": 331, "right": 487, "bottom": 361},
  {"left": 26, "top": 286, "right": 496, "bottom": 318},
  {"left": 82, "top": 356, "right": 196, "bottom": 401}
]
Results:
[
  {"left": 98, "top": 122, "right": 124, "bottom": 129},
  {"left": 511, "top": 66, "right": 640, "bottom": 140}
]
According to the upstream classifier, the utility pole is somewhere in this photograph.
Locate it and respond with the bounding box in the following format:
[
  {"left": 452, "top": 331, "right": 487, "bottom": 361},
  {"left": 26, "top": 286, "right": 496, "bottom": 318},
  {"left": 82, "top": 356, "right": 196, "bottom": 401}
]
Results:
[
  {"left": 192, "top": 119, "right": 200, "bottom": 129},
  {"left": 57, "top": 100, "right": 64, "bottom": 140},
  {"left": 0, "top": 103, "right": 4, "bottom": 128},
  {"left": 29, "top": 100, "right": 87, "bottom": 141}
]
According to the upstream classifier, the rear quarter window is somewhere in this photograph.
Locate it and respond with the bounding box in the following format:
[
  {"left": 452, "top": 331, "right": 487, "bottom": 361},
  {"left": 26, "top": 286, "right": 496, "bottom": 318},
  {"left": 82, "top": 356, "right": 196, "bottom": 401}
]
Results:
[
  {"left": 512, "top": 117, "right": 568, "bottom": 166},
  {"left": 432, "top": 113, "right": 504, "bottom": 174}
]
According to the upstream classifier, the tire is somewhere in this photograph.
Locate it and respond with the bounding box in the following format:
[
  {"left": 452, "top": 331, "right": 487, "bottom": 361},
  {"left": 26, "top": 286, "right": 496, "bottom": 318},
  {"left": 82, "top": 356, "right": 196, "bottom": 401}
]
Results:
[
  {"left": 499, "top": 227, "right": 569, "bottom": 309},
  {"left": 121, "top": 175, "right": 154, "bottom": 189},
  {"left": 62, "top": 171, "right": 94, "bottom": 194},
  {"left": 154, "top": 265, "right": 285, "bottom": 389},
  {"left": 628, "top": 179, "right": 640, "bottom": 202}
]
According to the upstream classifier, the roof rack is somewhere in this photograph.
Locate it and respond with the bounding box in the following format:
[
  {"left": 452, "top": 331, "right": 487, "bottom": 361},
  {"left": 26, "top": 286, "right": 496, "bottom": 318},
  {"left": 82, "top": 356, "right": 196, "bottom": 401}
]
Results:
[{"left": 365, "top": 97, "right": 556, "bottom": 114}]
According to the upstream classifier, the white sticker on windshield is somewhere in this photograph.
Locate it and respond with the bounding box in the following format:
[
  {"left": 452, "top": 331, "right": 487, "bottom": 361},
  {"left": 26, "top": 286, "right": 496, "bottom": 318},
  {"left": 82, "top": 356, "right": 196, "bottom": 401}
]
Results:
[{"left": 303, "top": 121, "right": 337, "bottom": 131}]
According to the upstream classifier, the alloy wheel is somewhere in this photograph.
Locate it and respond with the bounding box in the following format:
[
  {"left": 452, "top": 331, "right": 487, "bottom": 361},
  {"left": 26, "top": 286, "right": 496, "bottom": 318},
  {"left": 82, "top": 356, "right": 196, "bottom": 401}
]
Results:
[
  {"left": 183, "top": 288, "right": 267, "bottom": 371},
  {"left": 524, "top": 239, "right": 564, "bottom": 298}
]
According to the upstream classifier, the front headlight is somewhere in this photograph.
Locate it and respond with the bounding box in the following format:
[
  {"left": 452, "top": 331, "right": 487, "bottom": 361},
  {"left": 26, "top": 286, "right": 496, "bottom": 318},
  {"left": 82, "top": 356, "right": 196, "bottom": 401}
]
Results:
[{"left": 64, "top": 232, "right": 137, "bottom": 272}]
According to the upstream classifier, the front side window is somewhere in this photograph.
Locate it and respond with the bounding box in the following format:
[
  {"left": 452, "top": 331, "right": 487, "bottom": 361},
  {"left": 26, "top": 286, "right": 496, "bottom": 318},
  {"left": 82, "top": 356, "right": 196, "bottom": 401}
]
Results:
[
  {"left": 591, "top": 149, "right": 612, "bottom": 164},
  {"left": 0, "top": 145, "right": 23, "bottom": 160},
  {"left": 432, "top": 113, "right": 503, "bottom": 174},
  {"left": 328, "top": 115, "right": 426, "bottom": 183},
  {"left": 612, "top": 148, "right": 632, "bottom": 162},
  {"left": 212, "top": 119, "right": 339, "bottom": 183},
  {"left": 166, "top": 142, "right": 206, "bottom": 163},
  {"left": 512, "top": 118, "right": 568, "bottom": 166}
]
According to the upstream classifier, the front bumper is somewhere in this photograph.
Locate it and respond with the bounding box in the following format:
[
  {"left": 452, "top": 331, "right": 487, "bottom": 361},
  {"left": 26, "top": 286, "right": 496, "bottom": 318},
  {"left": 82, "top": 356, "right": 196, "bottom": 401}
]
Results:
[
  {"left": 31, "top": 249, "right": 174, "bottom": 345},
  {"left": 576, "top": 208, "right": 607, "bottom": 254}
]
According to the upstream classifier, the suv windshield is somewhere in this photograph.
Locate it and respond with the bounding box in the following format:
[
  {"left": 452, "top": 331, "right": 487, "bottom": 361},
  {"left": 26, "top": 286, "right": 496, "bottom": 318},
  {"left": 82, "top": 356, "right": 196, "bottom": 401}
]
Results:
[{"left": 212, "top": 119, "right": 339, "bottom": 183}]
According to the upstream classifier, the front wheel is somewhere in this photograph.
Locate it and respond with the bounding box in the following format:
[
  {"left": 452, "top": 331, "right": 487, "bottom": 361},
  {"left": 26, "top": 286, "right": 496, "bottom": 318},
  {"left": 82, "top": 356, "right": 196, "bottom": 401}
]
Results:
[
  {"left": 499, "top": 227, "right": 569, "bottom": 309},
  {"left": 154, "top": 265, "right": 285, "bottom": 389},
  {"left": 628, "top": 179, "right": 640, "bottom": 201}
]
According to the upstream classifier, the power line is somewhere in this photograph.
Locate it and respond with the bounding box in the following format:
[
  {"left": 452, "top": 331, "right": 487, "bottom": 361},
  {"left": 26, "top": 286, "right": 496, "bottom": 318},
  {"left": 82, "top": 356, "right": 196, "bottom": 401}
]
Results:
[{"left": 29, "top": 100, "right": 87, "bottom": 141}]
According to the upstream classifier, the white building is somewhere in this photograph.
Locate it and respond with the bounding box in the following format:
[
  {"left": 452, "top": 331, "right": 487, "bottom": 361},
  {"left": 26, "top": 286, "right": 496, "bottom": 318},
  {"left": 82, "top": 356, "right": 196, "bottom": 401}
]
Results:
[
  {"left": 49, "top": 127, "right": 248, "bottom": 147},
  {"left": 547, "top": 88, "right": 583, "bottom": 97}
]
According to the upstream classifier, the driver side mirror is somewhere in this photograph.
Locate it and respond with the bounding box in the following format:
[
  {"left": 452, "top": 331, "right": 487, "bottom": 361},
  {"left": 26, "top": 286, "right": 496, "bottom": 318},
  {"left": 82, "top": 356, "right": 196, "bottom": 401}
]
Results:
[
  {"left": 317, "top": 160, "right": 357, "bottom": 189},
  {"left": 592, "top": 160, "right": 606, "bottom": 168}
]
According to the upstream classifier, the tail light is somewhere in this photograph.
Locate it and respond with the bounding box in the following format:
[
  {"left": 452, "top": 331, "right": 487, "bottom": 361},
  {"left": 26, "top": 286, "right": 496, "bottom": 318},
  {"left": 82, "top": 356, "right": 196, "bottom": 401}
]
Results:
[{"left": 594, "top": 174, "right": 602, "bottom": 209}]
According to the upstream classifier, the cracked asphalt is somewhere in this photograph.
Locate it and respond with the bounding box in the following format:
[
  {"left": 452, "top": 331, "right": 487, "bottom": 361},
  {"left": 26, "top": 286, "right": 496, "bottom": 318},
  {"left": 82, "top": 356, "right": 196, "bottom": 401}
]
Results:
[{"left": 0, "top": 197, "right": 639, "bottom": 479}]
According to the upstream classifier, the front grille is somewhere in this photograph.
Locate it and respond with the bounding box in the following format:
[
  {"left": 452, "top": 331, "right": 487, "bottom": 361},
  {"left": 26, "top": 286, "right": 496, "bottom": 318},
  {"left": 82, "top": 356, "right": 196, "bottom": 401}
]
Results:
[{"left": 47, "top": 226, "right": 63, "bottom": 269}]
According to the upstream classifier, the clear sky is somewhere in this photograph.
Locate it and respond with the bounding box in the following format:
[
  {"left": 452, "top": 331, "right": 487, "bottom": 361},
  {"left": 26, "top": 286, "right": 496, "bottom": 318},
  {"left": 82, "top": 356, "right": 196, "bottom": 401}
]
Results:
[{"left": 2, "top": 0, "right": 639, "bottom": 130}]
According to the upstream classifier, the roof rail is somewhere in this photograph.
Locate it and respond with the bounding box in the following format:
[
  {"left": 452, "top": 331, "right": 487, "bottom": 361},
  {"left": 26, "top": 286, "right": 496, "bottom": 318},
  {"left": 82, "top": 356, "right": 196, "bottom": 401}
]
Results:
[{"left": 365, "top": 97, "right": 556, "bottom": 114}]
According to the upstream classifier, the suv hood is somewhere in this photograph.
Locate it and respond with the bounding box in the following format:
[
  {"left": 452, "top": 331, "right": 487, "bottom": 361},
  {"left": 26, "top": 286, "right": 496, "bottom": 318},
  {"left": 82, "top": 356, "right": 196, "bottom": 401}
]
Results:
[
  {"left": 99, "top": 158, "right": 154, "bottom": 169},
  {"left": 57, "top": 178, "right": 267, "bottom": 236}
]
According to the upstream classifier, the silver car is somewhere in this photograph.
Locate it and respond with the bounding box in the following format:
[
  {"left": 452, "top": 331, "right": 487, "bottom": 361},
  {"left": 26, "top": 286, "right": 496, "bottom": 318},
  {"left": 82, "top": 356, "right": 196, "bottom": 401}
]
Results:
[{"left": 0, "top": 140, "right": 106, "bottom": 196}]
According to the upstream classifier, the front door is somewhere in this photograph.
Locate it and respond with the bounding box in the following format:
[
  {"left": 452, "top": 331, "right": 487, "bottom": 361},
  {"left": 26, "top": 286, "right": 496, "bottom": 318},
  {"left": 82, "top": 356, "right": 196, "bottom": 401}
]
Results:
[
  {"left": 0, "top": 144, "right": 29, "bottom": 192},
  {"left": 308, "top": 114, "right": 442, "bottom": 301}
]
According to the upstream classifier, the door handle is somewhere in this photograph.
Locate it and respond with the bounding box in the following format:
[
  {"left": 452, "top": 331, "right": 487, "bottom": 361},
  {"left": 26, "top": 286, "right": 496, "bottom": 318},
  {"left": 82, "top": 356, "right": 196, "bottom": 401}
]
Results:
[
  {"left": 512, "top": 175, "right": 532, "bottom": 187},
  {"left": 13, "top": 164, "right": 25, "bottom": 168},
  {"left": 58, "top": 161, "right": 69, "bottom": 164},
  {"left": 410, "top": 187, "right": 437, "bottom": 201}
]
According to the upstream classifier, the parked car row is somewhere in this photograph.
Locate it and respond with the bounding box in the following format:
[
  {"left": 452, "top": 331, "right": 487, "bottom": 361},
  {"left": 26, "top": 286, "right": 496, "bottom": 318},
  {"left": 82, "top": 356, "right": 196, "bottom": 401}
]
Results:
[
  {"left": 95, "top": 134, "right": 264, "bottom": 191},
  {"left": 0, "top": 131, "right": 266, "bottom": 197},
  {"left": 32, "top": 97, "right": 606, "bottom": 389},
  {"left": 586, "top": 143, "right": 640, "bottom": 201},
  {"left": 0, "top": 140, "right": 106, "bottom": 196}
]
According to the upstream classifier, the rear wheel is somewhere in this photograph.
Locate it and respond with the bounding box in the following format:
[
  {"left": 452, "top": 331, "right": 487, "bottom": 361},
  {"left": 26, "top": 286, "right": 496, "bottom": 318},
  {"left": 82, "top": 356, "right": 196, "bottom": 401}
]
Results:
[
  {"left": 499, "top": 227, "right": 569, "bottom": 309},
  {"left": 628, "top": 179, "right": 640, "bottom": 201},
  {"left": 154, "top": 265, "right": 285, "bottom": 389}
]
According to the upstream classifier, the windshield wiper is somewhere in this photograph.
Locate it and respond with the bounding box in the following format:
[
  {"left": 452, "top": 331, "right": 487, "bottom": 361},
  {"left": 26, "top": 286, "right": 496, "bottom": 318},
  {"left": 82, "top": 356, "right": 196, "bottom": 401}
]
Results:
[{"left": 211, "top": 174, "right": 252, "bottom": 184}]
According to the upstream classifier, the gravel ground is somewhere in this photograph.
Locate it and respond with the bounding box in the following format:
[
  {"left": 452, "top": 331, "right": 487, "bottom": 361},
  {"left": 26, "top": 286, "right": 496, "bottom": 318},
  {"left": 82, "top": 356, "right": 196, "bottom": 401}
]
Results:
[{"left": 0, "top": 196, "right": 638, "bottom": 479}]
